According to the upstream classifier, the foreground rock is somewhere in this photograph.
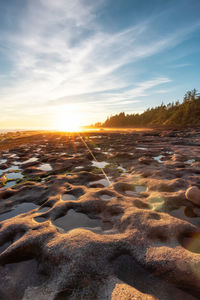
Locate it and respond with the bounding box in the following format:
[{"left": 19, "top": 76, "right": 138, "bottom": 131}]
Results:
[{"left": 0, "top": 129, "right": 200, "bottom": 299}]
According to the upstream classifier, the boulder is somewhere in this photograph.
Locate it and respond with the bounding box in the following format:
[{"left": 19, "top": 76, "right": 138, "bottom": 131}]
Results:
[{"left": 185, "top": 186, "right": 200, "bottom": 206}]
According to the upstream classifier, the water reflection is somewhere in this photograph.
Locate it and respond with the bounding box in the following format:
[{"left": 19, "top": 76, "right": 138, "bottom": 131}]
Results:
[
  {"left": 53, "top": 209, "right": 101, "bottom": 233},
  {"left": 0, "top": 202, "right": 39, "bottom": 222}
]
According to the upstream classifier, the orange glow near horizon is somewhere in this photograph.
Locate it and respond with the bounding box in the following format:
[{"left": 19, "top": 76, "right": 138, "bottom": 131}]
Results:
[{"left": 53, "top": 111, "right": 83, "bottom": 132}]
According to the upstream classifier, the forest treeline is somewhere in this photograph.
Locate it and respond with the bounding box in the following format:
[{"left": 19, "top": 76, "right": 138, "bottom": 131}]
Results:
[{"left": 97, "top": 89, "right": 200, "bottom": 128}]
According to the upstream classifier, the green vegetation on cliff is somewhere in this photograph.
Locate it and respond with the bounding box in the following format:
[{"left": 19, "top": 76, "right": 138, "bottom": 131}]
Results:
[{"left": 100, "top": 89, "right": 200, "bottom": 128}]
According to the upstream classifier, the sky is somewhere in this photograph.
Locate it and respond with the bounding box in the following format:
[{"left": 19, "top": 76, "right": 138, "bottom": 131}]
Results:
[{"left": 0, "top": 0, "right": 200, "bottom": 129}]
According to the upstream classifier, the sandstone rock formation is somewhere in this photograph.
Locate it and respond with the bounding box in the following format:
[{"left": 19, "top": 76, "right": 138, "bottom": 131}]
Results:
[{"left": 0, "top": 129, "right": 200, "bottom": 299}]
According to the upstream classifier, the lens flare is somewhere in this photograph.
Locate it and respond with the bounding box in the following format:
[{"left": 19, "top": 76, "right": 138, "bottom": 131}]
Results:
[{"left": 181, "top": 232, "right": 200, "bottom": 253}]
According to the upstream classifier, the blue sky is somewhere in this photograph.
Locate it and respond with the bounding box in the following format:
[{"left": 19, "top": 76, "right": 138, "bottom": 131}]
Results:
[{"left": 0, "top": 0, "right": 200, "bottom": 128}]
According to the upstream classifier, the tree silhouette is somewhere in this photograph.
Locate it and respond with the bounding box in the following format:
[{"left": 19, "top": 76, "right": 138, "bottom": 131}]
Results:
[{"left": 99, "top": 89, "right": 200, "bottom": 128}]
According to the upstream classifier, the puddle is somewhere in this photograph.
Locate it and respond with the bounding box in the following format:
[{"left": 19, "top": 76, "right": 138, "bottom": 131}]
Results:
[
  {"left": 6, "top": 165, "right": 20, "bottom": 171},
  {"left": 89, "top": 179, "right": 110, "bottom": 187},
  {"left": 62, "top": 194, "right": 77, "bottom": 201},
  {"left": 91, "top": 160, "right": 108, "bottom": 169},
  {"left": 149, "top": 196, "right": 164, "bottom": 204},
  {"left": 185, "top": 159, "right": 195, "bottom": 164},
  {"left": 166, "top": 151, "right": 173, "bottom": 154},
  {"left": 100, "top": 194, "right": 115, "bottom": 201},
  {"left": 136, "top": 147, "right": 147, "bottom": 150},
  {"left": 38, "top": 163, "right": 52, "bottom": 171},
  {"left": 153, "top": 155, "right": 164, "bottom": 163},
  {"left": 0, "top": 159, "right": 7, "bottom": 164},
  {"left": 151, "top": 204, "right": 164, "bottom": 211},
  {"left": 135, "top": 185, "right": 146, "bottom": 193},
  {"left": 90, "top": 136, "right": 102, "bottom": 139},
  {"left": 125, "top": 190, "right": 137, "bottom": 196},
  {"left": 6, "top": 172, "right": 24, "bottom": 180},
  {"left": 0, "top": 202, "right": 39, "bottom": 222},
  {"left": 0, "top": 165, "right": 21, "bottom": 176},
  {"left": 75, "top": 166, "right": 84, "bottom": 170},
  {"left": 118, "top": 166, "right": 126, "bottom": 173},
  {"left": 0, "top": 170, "right": 5, "bottom": 176},
  {"left": 170, "top": 207, "right": 200, "bottom": 227},
  {"left": 34, "top": 217, "right": 47, "bottom": 223},
  {"left": 53, "top": 209, "right": 102, "bottom": 233},
  {"left": 66, "top": 174, "right": 74, "bottom": 178},
  {"left": 13, "top": 160, "right": 21, "bottom": 165},
  {"left": 125, "top": 185, "right": 146, "bottom": 196},
  {"left": 1, "top": 181, "right": 17, "bottom": 189},
  {"left": 38, "top": 206, "right": 50, "bottom": 213},
  {"left": 22, "top": 157, "right": 38, "bottom": 164}
]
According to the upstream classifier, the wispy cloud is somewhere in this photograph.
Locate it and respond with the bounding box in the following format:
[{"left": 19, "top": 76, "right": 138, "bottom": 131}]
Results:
[
  {"left": 49, "top": 77, "right": 171, "bottom": 107},
  {"left": 168, "top": 63, "right": 192, "bottom": 69}
]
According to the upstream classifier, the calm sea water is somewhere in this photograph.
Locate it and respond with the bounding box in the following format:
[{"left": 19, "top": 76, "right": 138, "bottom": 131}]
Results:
[{"left": 0, "top": 129, "right": 32, "bottom": 133}]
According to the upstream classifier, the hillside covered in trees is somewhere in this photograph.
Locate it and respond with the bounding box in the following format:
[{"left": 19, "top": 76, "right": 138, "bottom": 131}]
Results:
[{"left": 99, "top": 89, "right": 200, "bottom": 128}]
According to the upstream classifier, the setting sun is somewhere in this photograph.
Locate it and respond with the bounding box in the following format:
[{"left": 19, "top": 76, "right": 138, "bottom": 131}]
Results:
[{"left": 54, "top": 111, "right": 83, "bottom": 132}]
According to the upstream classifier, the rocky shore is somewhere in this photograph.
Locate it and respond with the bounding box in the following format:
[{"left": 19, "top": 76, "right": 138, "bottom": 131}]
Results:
[{"left": 0, "top": 129, "right": 200, "bottom": 299}]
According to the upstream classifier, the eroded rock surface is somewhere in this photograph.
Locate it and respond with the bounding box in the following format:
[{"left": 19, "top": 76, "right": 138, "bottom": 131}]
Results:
[{"left": 0, "top": 129, "right": 200, "bottom": 299}]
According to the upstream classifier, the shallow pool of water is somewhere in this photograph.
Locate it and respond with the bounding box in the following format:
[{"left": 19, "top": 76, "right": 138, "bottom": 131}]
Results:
[
  {"left": 125, "top": 185, "right": 146, "bottom": 196},
  {"left": 136, "top": 147, "right": 147, "bottom": 150},
  {"left": 62, "top": 194, "right": 77, "bottom": 200},
  {"left": 22, "top": 157, "right": 38, "bottom": 164},
  {"left": 6, "top": 172, "right": 24, "bottom": 180},
  {"left": 0, "top": 202, "right": 39, "bottom": 222},
  {"left": 90, "top": 136, "right": 102, "bottom": 139},
  {"left": 170, "top": 207, "right": 200, "bottom": 227},
  {"left": 186, "top": 159, "right": 195, "bottom": 164},
  {"left": 0, "top": 159, "right": 7, "bottom": 164},
  {"left": 0, "top": 165, "right": 21, "bottom": 176},
  {"left": 135, "top": 185, "right": 146, "bottom": 193},
  {"left": 39, "top": 206, "right": 51, "bottom": 212},
  {"left": 6, "top": 165, "right": 20, "bottom": 171},
  {"left": 34, "top": 216, "right": 47, "bottom": 223},
  {"left": 75, "top": 166, "right": 84, "bottom": 170},
  {"left": 125, "top": 190, "right": 136, "bottom": 196},
  {"left": 1, "top": 181, "right": 17, "bottom": 189},
  {"left": 100, "top": 194, "right": 115, "bottom": 200},
  {"left": 118, "top": 166, "right": 126, "bottom": 173},
  {"left": 91, "top": 160, "right": 108, "bottom": 169},
  {"left": 53, "top": 209, "right": 102, "bottom": 233},
  {"left": 89, "top": 179, "right": 110, "bottom": 187},
  {"left": 153, "top": 155, "right": 164, "bottom": 163},
  {"left": 38, "top": 163, "right": 52, "bottom": 171},
  {"left": 13, "top": 160, "right": 21, "bottom": 165}
]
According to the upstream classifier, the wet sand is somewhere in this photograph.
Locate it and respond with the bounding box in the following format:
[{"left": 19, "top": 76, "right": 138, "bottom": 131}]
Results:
[{"left": 0, "top": 129, "right": 200, "bottom": 299}]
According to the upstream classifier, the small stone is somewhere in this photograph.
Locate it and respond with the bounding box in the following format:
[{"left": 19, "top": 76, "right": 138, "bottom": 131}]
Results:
[
  {"left": 0, "top": 174, "right": 6, "bottom": 186},
  {"left": 185, "top": 186, "right": 200, "bottom": 206}
]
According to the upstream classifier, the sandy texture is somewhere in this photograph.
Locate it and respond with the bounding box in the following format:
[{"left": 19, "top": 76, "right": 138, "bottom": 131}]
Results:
[{"left": 0, "top": 129, "right": 200, "bottom": 299}]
